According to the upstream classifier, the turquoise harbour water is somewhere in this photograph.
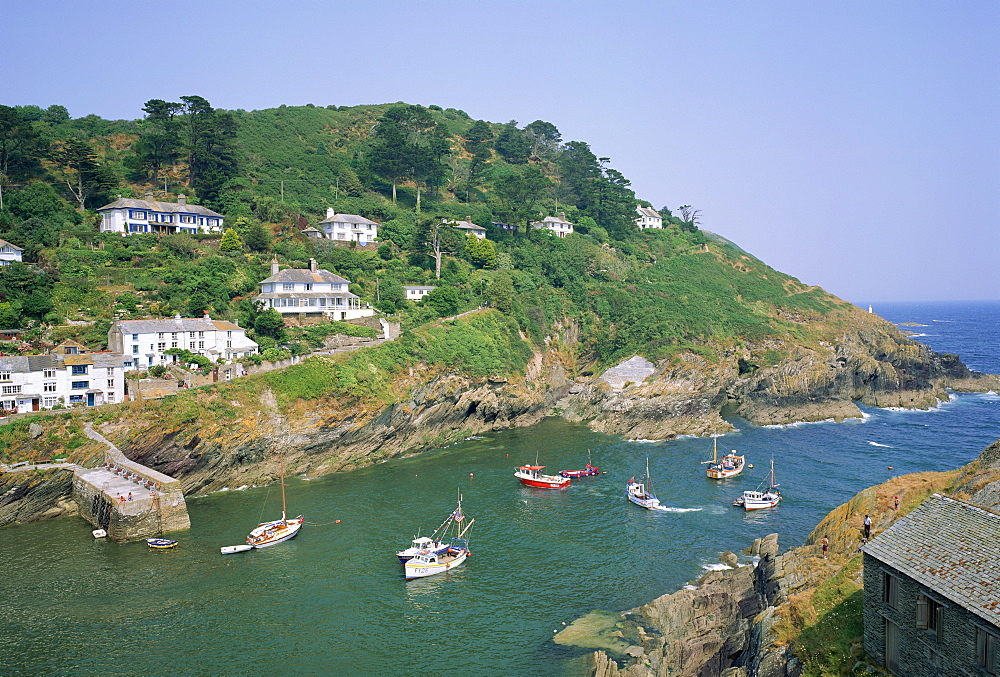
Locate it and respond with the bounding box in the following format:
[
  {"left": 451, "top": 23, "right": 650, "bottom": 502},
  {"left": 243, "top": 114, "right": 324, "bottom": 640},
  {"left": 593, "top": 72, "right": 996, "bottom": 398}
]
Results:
[{"left": 1, "top": 301, "right": 997, "bottom": 676}]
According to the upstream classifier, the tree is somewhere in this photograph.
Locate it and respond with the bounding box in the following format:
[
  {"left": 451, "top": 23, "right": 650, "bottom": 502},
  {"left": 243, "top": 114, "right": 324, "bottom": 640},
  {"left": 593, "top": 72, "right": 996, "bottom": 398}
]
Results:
[
  {"left": 0, "top": 105, "right": 43, "bottom": 180},
  {"left": 485, "top": 272, "right": 514, "bottom": 313},
  {"left": 219, "top": 228, "right": 244, "bottom": 251},
  {"left": 178, "top": 96, "right": 238, "bottom": 208},
  {"left": 495, "top": 121, "right": 530, "bottom": 164},
  {"left": 462, "top": 120, "right": 494, "bottom": 200},
  {"left": 243, "top": 221, "right": 272, "bottom": 252},
  {"left": 465, "top": 235, "right": 497, "bottom": 269},
  {"left": 253, "top": 308, "right": 285, "bottom": 341},
  {"left": 678, "top": 205, "right": 701, "bottom": 233},
  {"left": 422, "top": 285, "right": 460, "bottom": 316},
  {"left": 488, "top": 164, "right": 553, "bottom": 231},
  {"left": 48, "top": 138, "right": 117, "bottom": 210},
  {"left": 127, "top": 99, "right": 183, "bottom": 184},
  {"left": 414, "top": 217, "right": 462, "bottom": 279},
  {"left": 524, "top": 120, "right": 561, "bottom": 158}
]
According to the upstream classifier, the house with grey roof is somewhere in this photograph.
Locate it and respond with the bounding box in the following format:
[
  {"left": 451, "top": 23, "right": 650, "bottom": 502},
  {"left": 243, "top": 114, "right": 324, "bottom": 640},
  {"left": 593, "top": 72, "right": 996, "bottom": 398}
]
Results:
[
  {"left": 97, "top": 193, "right": 224, "bottom": 235},
  {"left": 315, "top": 209, "right": 379, "bottom": 245},
  {"left": 0, "top": 239, "right": 24, "bottom": 266},
  {"left": 635, "top": 206, "right": 663, "bottom": 230},
  {"left": 531, "top": 214, "right": 574, "bottom": 238},
  {"left": 403, "top": 285, "right": 436, "bottom": 302},
  {"left": 445, "top": 219, "right": 486, "bottom": 240},
  {"left": 861, "top": 493, "right": 1000, "bottom": 676},
  {"left": 108, "top": 315, "right": 257, "bottom": 368},
  {"left": 0, "top": 351, "right": 127, "bottom": 412},
  {"left": 256, "top": 258, "right": 374, "bottom": 321}
]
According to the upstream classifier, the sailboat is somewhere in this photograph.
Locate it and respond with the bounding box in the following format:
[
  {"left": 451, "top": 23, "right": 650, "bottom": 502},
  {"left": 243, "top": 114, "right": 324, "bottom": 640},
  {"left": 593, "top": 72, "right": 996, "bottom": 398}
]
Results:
[
  {"left": 222, "top": 451, "right": 303, "bottom": 553},
  {"left": 733, "top": 459, "right": 781, "bottom": 510},
  {"left": 626, "top": 458, "right": 660, "bottom": 509},
  {"left": 702, "top": 436, "right": 746, "bottom": 479}
]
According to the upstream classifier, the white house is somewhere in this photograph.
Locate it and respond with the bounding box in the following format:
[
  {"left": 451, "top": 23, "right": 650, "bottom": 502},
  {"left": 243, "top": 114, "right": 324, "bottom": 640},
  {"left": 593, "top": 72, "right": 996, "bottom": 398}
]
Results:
[
  {"left": 403, "top": 285, "right": 436, "bottom": 301},
  {"left": 446, "top": 219, "right": 486, "bottom": 240},
  {"left": 316, "top": 209, "right": 379, "bottom": 245},
  {"left": 108, "top": 315, "right": 258, "bottom": 369},
  {"left": 96, "top": 193, "right": 224, "bottom": 235},
  {"left": 635, "top": 206, "right": 662, "bottom": 229},
  {"left": 531, "top": 214, "right": 574, "bottom": 238},
  {"left": 0, "top": 239, "right": 24, "bottom": 266},
  {"left": 0, "top": 352, "right": 127, "bottom": 412},
  {"left": 256, "top": 258, "right": 374, "bottom": 321}
]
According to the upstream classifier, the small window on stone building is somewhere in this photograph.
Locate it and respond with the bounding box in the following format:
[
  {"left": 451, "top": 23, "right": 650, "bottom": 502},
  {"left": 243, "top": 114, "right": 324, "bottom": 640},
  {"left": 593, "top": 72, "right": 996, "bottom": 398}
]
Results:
[
  {"left": 883, "top": 572, "right": 899, "bottom": 609},
  {"left": 916, "top": 595, "right": 944, "bottom": 642},
  {"left": 978, "top": 627, "right": 999, "bottom": 675}
]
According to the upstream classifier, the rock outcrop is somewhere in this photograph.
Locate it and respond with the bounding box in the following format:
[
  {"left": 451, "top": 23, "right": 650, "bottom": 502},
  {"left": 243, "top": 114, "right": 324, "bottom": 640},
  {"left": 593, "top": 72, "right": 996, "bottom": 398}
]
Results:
[{"left": 0, "top": 470, "right": 77, "bottom": 527}]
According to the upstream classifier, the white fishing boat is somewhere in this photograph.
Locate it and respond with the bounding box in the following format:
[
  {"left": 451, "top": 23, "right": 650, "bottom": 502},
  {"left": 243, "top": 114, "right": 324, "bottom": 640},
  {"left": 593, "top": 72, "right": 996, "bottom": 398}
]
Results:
[
  {"left": 397, "top": 494, "right": 466, "bottom": 563},
  {"left": 733, "top": 459, "right": 781, "bottom": 510},
  {"left": 702, "top": 436, "right": 746, "bottom": 479},
  {"left": 626, "top": 458, "right": 660, "bottom": 509},
  {"left": 222, "top": 451, "right": 303, "bottom": 554},
  {"left": 404, "top": 507, "right": 475, "bottom": 580}
]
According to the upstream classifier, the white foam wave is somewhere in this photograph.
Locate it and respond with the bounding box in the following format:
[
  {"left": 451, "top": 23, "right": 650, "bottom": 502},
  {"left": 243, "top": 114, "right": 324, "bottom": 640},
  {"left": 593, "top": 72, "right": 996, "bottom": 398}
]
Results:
[
  {"left": 932, "top": 319, "right": 955, "bottom": 322},
  {"left": 701, "top": 562, "right": 734, "bottom": 571},
  {"left": 762, "top": 418, "right": 836, "bottom": 429},
  {"left": 867, "top": 441, "right": 893, "bottom": 448},
  {"left": 681, "top": 584, "right": 698, "bottom": 590},
  {"left": 907, "top": 333, "right": 930, "bottom": 338},
  {"left": 629, "top": 438, "right": 663, "bottom": 444},
  {"left": 653, "top": 506, "right": 703, "bottom": 513}
]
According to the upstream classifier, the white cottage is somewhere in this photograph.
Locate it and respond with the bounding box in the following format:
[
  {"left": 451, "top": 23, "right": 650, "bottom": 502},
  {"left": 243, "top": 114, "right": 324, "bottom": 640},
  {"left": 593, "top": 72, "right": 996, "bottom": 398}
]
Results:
[
  {"left": 0, "top": 352, "right": 127, "bottom": 412},
  {"left": 0, "top": 239, "right": 24, "bottom": 266},
  {"left": 108, "top": 315, "right": 257, "bottom": 369},
  {"left": 316, "top": 209, "right": 379, "bottom": 245},
  {"left": 256, "top": 258, "right": 374, "bottom": 320},
  {"left": 97, "top": 193, "right": 224, "bottom": 235},
  {"left": 403, "top": 285, "right": 437, "bottom": 301},
  {"left": 635, "top": 206, "right": 663, "bottom": 229},
  {"left": 446, "top": 219, "right": 486, "bottom": 240},
  {"left": 531, "top": 214, "right": 574, "bottom": 238}
]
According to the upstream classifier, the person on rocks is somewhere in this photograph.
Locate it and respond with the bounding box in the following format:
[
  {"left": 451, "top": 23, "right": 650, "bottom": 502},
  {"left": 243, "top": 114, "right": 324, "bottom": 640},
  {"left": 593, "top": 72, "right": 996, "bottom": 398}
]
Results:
[
  {"left": 863, "top": 514, "right": 872, "bottom": 539},
  {"left": 893, "top": 495, "right": 900, "bottom": 511},
  {"left": 821, "top": 536, "right": 829, "bottom": 559}
]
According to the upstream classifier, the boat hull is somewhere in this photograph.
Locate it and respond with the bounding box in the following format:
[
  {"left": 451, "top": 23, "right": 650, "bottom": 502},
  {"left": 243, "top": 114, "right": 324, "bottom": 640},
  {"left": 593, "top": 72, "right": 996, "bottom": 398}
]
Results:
[
  {"left": 743, "top": 497, "right": 780, "bottom": 510},
  {"left": 248, "top": 516, "right": 304, "bottom": 548},
  {"left": 405, "top": 549, "right": 469, "bottom": 579},
  {"left": 626, "top": 487, "right": 660, "bottom": 510},
  {"left": 145, "top": 538, "right": 178, "bottom": 549},
  {"left": 559, "top": 466, "right": 600, "bottom": 478},
  {"left": 514, "top": 466, "right": 570, "bottom": 488}
]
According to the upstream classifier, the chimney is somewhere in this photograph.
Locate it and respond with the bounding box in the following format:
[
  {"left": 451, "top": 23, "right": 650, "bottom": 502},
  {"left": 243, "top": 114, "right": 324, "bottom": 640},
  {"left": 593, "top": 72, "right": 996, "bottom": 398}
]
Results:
[
  {"left": 203, "top": 311, "right": 211, "bottom": 320},
  {"left": 271, "top": 257, "right": 280, "bottom": 276},
  {"left": 144, "top": 191, "right": 154, "bottom": 202},
  {"left": 309, "top": 258, "right": 318, "bottom": 273},
  {"left": 177, "top": 194, "right": 187, "bottom": 206},
  {"left": 174, "top": 314, "right": 182, "bottom": 320},
  {"left": 326, "top": 207, "right": 335, "bottom": 219}
]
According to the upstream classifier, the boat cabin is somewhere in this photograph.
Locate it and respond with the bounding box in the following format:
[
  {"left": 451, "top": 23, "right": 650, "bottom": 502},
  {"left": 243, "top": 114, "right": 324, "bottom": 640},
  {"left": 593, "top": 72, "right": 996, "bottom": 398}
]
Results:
[{"left": 630, "top": 483, "right": 653, "bottom": 499}]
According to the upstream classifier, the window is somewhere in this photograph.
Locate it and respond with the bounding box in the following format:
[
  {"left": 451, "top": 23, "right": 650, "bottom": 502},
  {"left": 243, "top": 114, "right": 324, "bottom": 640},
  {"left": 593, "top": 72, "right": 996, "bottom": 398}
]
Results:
[
  {"left": 916, "top": 595, "right": 944, "bottom": 642},
  {"left": 283, "top": 283, "right": 295, "bottom": 291},
  {"left": 107, "top": 393, "right": 115, "bottom": 403},
  {"left": 71, "top": 381, "right": 88, "bottom": 390},
  {"left": 171, "top": 342, "right": 178, "bottom": 348},
  {"left": 189, "top": 332, "right": 195, "bottom": 338},
  {"left": 129, "top": 210, "right": 147, "bottom": 219},
  {"left": 69, "top": 395, "right": 83, "bottom": 404},
  {"left": 189, "top": 342, "right": 196, "bottom": 350},
  {"left": 0, "top": 371, "right": 9, "bottom": 380},
  {"left": 157, "top": 343, "right": 166, "bottom": 351},
  {"left": 198, "top": 331, "right": 204, "bottom": 338},
  {"left": 226, "top": 340, "right": 232, "bottom": 348},
  {"left": 71, "top": 365, "right": 88, "bottom": 375},
  {"left": 883, "top": 572, "right": 899, "bottom": 609},
  {"left": 978, "top": 627, "right": 999, "bottom": 675},
  {"left": 1, "top": 385, "right": 21, "bottom": 395},
  {"left": 107, "top": 379, "right": 115, "bottom": 389},
  {"left": 305, "top": 283, "right": 312, "bottom": 291},
  {"left": 124, "top": 360, "right": 134, "bottom": 368},
  {"left": 198, "top": 341, "right": 204, "bottom": 349},
  {"left": 43, "top": 397, "right": 57, "bottom": 408},
  {"left": 158, "top": 332, "right": 164, "bottom": 339},
  {"left": 132, "top": 333, "right": 139, "bottom": 341},
  {"left": 180, "top": 215, "right": 194, "bottom": 224},
  {"left": 227, "top": 331, "right": 232, "bottom": 338},
  {"left": 43, "top": 382, "right": 56, "bottom": 392},
  {"left": 43, "top": 369, "right": 56, "bottom": 378},
  {"left": 132, "top": 345, "right": 139, "bottom": 354}
]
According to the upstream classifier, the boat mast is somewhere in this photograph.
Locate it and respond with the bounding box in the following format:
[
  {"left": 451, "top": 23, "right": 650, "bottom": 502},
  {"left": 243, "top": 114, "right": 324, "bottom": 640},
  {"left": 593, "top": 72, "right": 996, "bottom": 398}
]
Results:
[
  {"left": 280, "top": 450, "right": 287, "bottom": 522},
  {"left": 646, "top": 457, "right": 652, "bottom": 494},
  {"left": 713, "top": 436, "right": 718, "bottom": 463}
]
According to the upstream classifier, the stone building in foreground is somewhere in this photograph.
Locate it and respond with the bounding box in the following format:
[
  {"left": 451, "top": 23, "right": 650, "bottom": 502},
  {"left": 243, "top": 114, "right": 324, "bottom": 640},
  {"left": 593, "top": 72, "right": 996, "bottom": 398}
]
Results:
[{"left": 861, "top": 493, "right": 1000, "bottom": 676}]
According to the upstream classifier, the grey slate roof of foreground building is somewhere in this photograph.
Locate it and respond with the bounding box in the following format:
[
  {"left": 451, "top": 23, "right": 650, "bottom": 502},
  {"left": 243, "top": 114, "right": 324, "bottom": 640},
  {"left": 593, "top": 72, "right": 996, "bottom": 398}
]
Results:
[{"left": 862, "top": 493, "right": 1000, "bottom": 625}]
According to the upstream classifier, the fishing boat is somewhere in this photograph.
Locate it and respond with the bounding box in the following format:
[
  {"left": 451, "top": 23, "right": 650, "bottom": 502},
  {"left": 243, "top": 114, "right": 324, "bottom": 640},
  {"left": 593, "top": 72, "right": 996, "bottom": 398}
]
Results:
[
  {"left": 145, "top": 538, "right": 178, "bottom": 549},
  {"left": 222, "top": 451, "right": 303, "bottom": 553},
  {"left": 397, "top": 495, "right": 466, "bottom": 563},
  {"left": 515, "top": 452, "right": 570, "bottom": 488},
  {"left": 702, "top": 437, "right": 746, "bottom": 479},
  {"left": 559, "top": 449, "right": 602, "bottom": 478},
  {"left": 733, "top": 459, "right": 781, "bottom": 510},
  {"left": 404, "top": 503, "right": 475, "bottom": 579},
  {"left": 626, "top": 458, "right": 660, "bottom": 509}
]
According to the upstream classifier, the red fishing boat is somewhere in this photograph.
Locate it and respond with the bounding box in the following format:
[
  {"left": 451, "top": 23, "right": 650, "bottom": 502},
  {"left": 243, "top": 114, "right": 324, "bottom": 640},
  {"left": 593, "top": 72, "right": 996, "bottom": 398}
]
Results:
[
  {"left": 559, "top": 449, "right": 602, "bottom": 478},
  {"left": 515, "top": 460, "right": 570, "bottom": 488}
]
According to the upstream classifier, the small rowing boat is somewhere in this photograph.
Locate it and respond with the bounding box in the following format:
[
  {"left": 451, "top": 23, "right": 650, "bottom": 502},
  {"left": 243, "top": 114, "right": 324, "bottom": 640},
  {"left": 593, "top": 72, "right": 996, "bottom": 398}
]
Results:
[{"left": 146, "top": 538, "right": 178, "bottom": 549}]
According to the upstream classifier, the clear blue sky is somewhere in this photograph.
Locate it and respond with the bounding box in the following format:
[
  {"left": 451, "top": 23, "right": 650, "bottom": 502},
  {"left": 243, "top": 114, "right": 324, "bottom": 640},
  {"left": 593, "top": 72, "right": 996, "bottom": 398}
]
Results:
[{"left": 5, "top": 1, "right": 998, "bottom": 302}]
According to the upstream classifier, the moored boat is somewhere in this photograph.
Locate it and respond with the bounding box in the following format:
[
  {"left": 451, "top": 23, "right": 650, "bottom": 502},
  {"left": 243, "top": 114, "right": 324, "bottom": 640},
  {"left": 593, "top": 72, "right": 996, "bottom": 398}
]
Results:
[
  {"left": 515, "top": 464, "right": 570, "bottom": 488},
  {"left": 397, "top": 495, "right": 467, "bottom": 563},
  {"left": 626, "top": 458, "right": 660, "bottom": 509},
  {"left": 404, "top": 542, "right": 471, "bottom": 579},
  {"left": 703, "top": 437, "right": 746, "bottom": 479},
  {"left": 145, "top": 538, "right": 178, "bottom": 549},
  {"left": 559, "top": 449, "right": 602, "bottom": 478},
  {"left": 222, "top": 450, "right": 303, "bottom": 553},
  {"left": 733, "top": 459, "right": 781, "bottom": 510}
]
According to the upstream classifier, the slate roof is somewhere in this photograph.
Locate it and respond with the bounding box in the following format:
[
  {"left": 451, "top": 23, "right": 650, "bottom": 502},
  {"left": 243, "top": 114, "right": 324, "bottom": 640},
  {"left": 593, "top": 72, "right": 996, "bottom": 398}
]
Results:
[
  {"left": 116, "top": 318, "right": 219, "bottom": 334},
  {"left": 96, "top": 198, "right": 223, "bottom": 217},
  {"left": 317, "top": 213, "right": 378, "bottom": 226},
  {"left": 403, "top": 285, "right": 437, "bottom": 291},
  {"left": 532, "top": 215, "right": 573, "bottom": 226},
  {"left": 258, "top": 268, "right": 350, "bottom": 285},
  {"left": 862, "top": 493, "right": 1000, "bottom": 626},
  {"left": 445, "top": 219, "right": 485, "bottom": 231},
  {"left": 0, "top": 239, "right": 24, "bottom": 251},
  {"left": 255, "top": 291, "right": 358, "bottom": 300},
  {"left": 636, "top": 206, "right": 661, "bottom": 219}
]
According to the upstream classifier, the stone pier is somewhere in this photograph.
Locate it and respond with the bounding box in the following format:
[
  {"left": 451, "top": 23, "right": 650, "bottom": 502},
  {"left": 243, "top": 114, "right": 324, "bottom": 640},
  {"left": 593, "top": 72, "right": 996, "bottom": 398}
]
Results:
[{"left": 72, "top": 424, "right": 190, "bottom": 542}]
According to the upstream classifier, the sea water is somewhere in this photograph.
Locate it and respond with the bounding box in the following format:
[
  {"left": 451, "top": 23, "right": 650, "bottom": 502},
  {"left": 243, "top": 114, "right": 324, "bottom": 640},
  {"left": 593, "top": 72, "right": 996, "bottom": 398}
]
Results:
[{"left": 0, "top": 301, "right": 996, "bottom": 676}]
